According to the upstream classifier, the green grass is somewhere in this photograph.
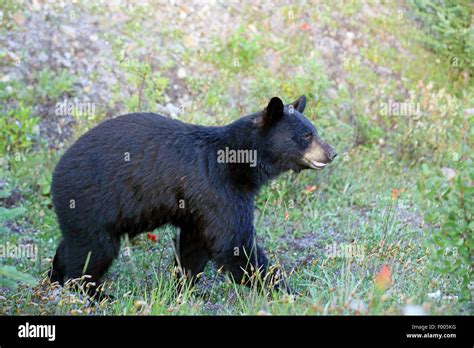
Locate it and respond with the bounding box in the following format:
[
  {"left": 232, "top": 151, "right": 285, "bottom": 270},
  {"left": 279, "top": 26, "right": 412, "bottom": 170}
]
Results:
[{"left": 0, "top": 0, "right": 472, "bottom": 315}]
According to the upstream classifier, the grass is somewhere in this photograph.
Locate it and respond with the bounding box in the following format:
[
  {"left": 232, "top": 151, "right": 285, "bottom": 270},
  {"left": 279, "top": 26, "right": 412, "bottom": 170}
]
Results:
[{"left": 0, "top": 0, "right": 472, "bottom": 315}]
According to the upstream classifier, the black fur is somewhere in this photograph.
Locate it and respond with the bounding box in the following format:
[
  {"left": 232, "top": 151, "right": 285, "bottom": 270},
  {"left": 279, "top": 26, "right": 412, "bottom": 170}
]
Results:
[{"left": 49, "top": 95, "right": 336, "bottom": 294}]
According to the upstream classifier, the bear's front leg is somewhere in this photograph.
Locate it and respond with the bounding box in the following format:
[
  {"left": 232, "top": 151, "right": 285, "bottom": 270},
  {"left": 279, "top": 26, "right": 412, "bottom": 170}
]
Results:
[
  {"left": 213, "top": 237, "right": 290, "bottom": 292},
  {"left": 204, "top": 204, "right": 292, "bottom": 292},
  {"left": 224, "top": 241, "right": 269, "bottom": 288}
]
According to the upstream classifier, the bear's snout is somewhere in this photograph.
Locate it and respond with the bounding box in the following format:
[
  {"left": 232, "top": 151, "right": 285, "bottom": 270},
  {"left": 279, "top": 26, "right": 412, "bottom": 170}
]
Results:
[{"left": 325, "top": 147, "right": 337, "bottom": 162}]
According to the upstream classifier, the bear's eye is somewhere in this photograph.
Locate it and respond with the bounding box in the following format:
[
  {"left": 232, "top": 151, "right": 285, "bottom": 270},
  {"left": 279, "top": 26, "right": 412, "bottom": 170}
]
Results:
[{"left": 302, "top": 132, "right": 312, "bottom": 140}]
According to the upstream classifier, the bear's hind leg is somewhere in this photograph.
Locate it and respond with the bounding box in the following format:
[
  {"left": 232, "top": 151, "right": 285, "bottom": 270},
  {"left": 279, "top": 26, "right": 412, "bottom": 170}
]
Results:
[
  {"left": 49, "top": 238, "right": 67, "bottom": 285},
  {"left": 64, "top": 232, "right": 121, "bottom": 299},
  {"left": 174, "top": 227, "right": 210, "bottom": 287}
]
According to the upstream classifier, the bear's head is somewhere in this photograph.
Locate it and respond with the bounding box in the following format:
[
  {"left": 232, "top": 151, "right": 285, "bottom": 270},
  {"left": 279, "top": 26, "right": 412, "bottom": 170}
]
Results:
[{"left": 258, "top": 95, "right": 337, "bottom": 173}]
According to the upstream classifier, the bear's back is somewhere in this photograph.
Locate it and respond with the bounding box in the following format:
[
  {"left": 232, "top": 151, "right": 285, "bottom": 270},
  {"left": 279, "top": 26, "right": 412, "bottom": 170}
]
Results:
[{"left": 51, "top": 113, "right": 199, "bottom": 235}]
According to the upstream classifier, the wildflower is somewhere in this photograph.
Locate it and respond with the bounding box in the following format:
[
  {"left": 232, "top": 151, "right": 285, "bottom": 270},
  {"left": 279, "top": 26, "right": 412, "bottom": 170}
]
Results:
[
  {"left": 300, "top": 22, "right": 310, "bottom": 31},
  {"left": 147, "top": 233, "right": 157, "bottom": 242},
  {"left": 374, "top": 265, "right": 392, "bottom": 291},
  {"left": 391, "top": 188, "right": 399, "bottom": 200}
]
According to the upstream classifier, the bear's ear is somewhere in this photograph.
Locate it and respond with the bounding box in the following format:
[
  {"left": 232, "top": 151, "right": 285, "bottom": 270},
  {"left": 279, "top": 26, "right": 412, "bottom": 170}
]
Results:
[
  {"left": 262, "top": 97, "right": 284, "bottom": 128},
  {"left": 291, "top": 95, "right": 307, "bottom": 113}
]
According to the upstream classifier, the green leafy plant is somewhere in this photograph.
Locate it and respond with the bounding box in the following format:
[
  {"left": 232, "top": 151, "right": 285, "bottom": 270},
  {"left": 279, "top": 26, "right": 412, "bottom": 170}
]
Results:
[
  {"left": 0, "top": 204, "right": 35, "bottom": 290},
  {"left": 0, "top": 104, "right": 38, "bottom": 157},
  {"left": 0, "top": 206, "right": 26, "bottom": 221},
  {"left": 0, "top": 207, "right": 26, "bottom": 238},
  {"left": 118, "top": 60, "right": 168, "bottom": 112},
  {"left": 418, "top": 160, "right": 473, "bottom": 304},
  {"left": 36, "top": 68, "right": 76, "bottom": 101},
  {"left": 0, "top": 264, "right": 36, "bottom": 290},
  {"left": 410, "top": 0, "right": 473, "bottom": 79},
  {"left": 393, "top": 82, "right": 465, "bottom": 164},
  {"left": 209, "top": 26, "right": 261, "bottom": 72},
  {"left": 0, "top": 0, "right": 23, "bottom": 32}
]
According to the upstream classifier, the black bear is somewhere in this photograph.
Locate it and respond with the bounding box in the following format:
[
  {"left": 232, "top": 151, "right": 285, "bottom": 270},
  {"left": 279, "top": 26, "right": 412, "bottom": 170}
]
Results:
[{"left": 49, "top": 95, "right": 336, "bottom": 296}]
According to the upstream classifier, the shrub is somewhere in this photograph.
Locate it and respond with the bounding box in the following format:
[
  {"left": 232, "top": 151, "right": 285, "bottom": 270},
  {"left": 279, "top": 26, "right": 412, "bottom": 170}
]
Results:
[
  {"left": 208, "top": 26, "right": 262, "bottom": 72},
  {"left": 117, "top": 60, "right": 168, "bottom": 112},
  {"left": 36, "top": 68, "right": 76, "bottom": 102},
  {"left": 0, "top": 104, "right": 38, "bottom": 158},
  {"left": 393, "top": 81, "right": 466, "bottom": 164},
  {"left": 0, "top": 0, "right": 23, "bottom": 32},
  {"left": 0, "top": 205, "right": 36, "bottom": 291},
  {"left": 418, "top": 160, "right": 473, "bottom": 305},
  {"left": 410, "top": 0, "right": 474, "bottom": 79},
  {"left": 0, "top": 265, "right": 36, "bottom": 290}
]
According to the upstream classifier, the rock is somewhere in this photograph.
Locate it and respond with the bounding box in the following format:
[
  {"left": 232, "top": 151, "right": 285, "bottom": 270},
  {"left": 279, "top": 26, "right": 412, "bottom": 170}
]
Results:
[
  {"left": 363, "top": 4, "right": 377, "bottom": 17},
  {"left": 183, "top": 34, "right": 197, "bottom": 48},
  {"left": 165, "top": 103, "right": 181, "bottom": 118},
  {"left": 327, "top": 88, "right": 338, "bottom": 99},
  {"left": 38, "top": 52, "right": 48, "bottom": 62},
  {"left": 402, "top": 305, "right": 426, "bottom": 315},
  {"left": 440, "top": 167, "right": 456, "bottom": 181},
  {"left": 348, "top": 299, "right": 368, "bottom": 313},
  {"left": 60, "top": 25, "right": 76, "bottom": 39},
  {"left": 317, "top": 37, "right": 340, "bottom": 59},
  {"left": 257, "top": 309, "right": 270, "bottom": 315},
  {"left": 46, "top": 288, "right": 62, "bottom": 305},
  {"left": 0, "top": 187, "right": 23, "bottom": 208},
  {"left": 177, "top": 67, "right": 187, "bottom": 79},
  {"left": 465, "top": 108, "right": 474, "bottom": 116},
  {"left": 427, "top": 290, "right": 441, "bottom": 299},
  {"left": 134, "top": 300, "right": 147, "bottom": 309},
  {"left": 12, "top": 13, "right": 26, "bottom": 25},
  {"left": 376, "top": 66, "right": 393, "bottom": 76},
  {"left": 345, "top": 31, "right": 355, "bottom": 40}
]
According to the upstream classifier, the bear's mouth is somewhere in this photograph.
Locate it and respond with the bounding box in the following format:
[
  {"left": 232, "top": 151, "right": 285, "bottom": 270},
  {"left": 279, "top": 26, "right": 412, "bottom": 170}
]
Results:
[{"left": 302, "top": 158, "right": 329, "bottom": 170}]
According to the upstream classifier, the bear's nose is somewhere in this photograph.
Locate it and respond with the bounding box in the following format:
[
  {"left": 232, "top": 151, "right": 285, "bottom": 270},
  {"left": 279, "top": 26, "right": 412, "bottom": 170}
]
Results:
[{"left": 327, "top": 151, "right": 337, "bottom": 162}]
